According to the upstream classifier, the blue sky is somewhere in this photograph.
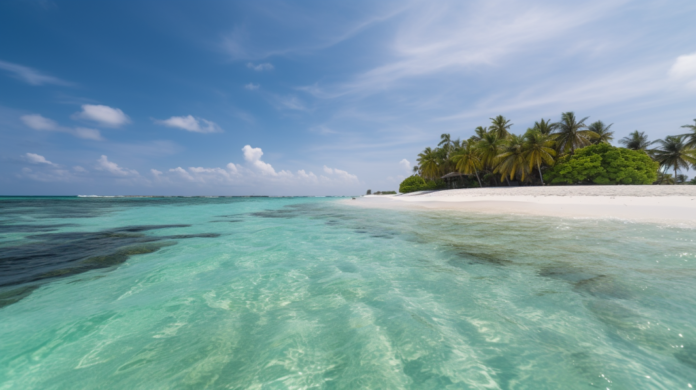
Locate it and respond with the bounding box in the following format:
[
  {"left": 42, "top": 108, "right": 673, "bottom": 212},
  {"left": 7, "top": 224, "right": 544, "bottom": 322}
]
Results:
[{"left": 1, "top": 0, "right": 695, "bottom": 195}]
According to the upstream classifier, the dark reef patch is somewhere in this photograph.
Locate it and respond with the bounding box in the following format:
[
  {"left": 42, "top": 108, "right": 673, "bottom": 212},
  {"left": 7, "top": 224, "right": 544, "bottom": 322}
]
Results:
[
  {"left": 0, "top": 224, "right": 219, "bottom": 308},
  {"left": 0, "top": 223, "right": 80, "bottom": 233}
]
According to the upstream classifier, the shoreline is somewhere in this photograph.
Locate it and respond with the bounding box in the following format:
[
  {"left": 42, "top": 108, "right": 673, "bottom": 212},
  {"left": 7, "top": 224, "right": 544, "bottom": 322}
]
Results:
[{"left": 346, "top": 186, "right": 696, "bottom": 226}]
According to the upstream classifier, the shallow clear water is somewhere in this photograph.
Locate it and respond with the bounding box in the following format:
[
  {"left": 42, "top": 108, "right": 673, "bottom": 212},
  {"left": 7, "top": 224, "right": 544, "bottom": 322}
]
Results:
[{"left": 1, "top": 197, "right": 695, "bottom": 389}]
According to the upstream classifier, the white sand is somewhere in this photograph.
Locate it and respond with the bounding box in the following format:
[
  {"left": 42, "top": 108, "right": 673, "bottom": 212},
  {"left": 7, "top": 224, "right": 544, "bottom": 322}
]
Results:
[{"left": 348, "top": 186, "right": 696, "bottom": 225}]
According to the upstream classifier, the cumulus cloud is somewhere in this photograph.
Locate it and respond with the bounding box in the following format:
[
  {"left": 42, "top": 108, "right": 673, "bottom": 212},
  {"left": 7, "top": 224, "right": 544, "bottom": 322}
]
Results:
[
  {"left": 154, "top": 145, "right": 359, "bottom": 190},
  {"left": 25, "top": 153, "right": 57, "bottom": 166},
  {"left": 399, "top": 158, "right": 411, "bottom": 171},
  {"left": 0, "top": 60, "right": 72, "bottom": 86},
  {"left": 73, "top": 166, "right": 88, "bottom": 173},
  {"left": 247, "top": 62, "right": 274, "bottom": 71},
  {"left": 155, "top": 115, "right": 223, "bottom": 133},
  {"left": 73, "top": 104, "right": 130, "bottom": 127},
  {"left": 669, "top": 52, "right": 696, "bottom": 88},
  {"left": 20, "top": 114, "right": 103, "bottom": 140},
  {"left": 95, "top": 155, "right": 139, "bottom": 176},
  {"left": 244, "top": 83, "right": 260, "bottom": 90},
  {"left": 243, "top": 145, "right": 280, "bottom": 175}
]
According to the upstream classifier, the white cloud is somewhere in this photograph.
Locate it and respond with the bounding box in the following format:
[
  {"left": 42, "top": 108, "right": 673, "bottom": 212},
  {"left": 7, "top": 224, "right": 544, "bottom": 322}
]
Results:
[
  {"left": 21, "top": 114, "right": 57, "bottom": 130},
  {"left": 74, "top": 104, "right": 130, "bottom": 127},
  {"left": 244, "top": 83, "right": 260, "bottom": 90},
  {"left": 0, "top": 60, "right": 72, "bottom": 86},
  {"left": 72, "top": 128, "right": 103, "bottom": 140},
  {"left": 247, "top": 62, "right": 274, "bottom": 71},
  {"left": 21, "top": 114, "right": 103, "bottom": 140},
  {"left": 25, "top": 153, "right": 57, "bottom": 166},
  {"left": 95, "top": 155, "right": 139, "bottom": 176},
  {"left": 150, "top": 145, "right": 360, "bottom": 192},
  {"left": 399, "top": 158, "right": 411, "bottom": 171},
  {"left": 323, "top": 165, "right": 359, "bottom": 182},
  {"left": 669, "top": 52, "right": 696, "bottom": 89},
  {"left": 243, "top": 145, "right": 279, "bottom": 175},
  {"left": 169, "top": 167, "right": 195, "bottom": 181},
  {"left": 155, "top": 115, "right": 223, "bottom": 133},
  {"left": 73, "top": 166, "right": 87, "bottom": 173},
  {"left": 151, "top": 169, "right": 163, "bottom": 176}
]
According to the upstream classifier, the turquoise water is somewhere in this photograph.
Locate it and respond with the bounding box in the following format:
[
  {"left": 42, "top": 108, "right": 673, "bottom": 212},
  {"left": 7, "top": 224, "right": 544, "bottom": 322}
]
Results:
[{"left": 1, "top": 197, "right": 695, "bottom": 389}]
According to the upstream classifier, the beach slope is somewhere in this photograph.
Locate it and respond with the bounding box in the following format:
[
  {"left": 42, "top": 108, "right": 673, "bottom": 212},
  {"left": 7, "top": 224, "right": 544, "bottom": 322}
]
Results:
[{"left": 349, "top": 186, "right": 696, "bottom": 225}]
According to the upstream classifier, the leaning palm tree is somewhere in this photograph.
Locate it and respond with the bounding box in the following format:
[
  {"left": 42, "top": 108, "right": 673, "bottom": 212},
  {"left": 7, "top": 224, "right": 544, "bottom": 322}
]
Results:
[
  {"left": 552, "top": 112, "right": 597, "bottom": 155},
  {"left": 588, "top": 121, "right": 614, "bottom": 144},
  {"left": 496, "top": 134, "right": 530, "bottom": 182},
  {"left": 489, "top": 115, "right": 513, "bottom": 139},
  {"left": 451, "top": 139, "right": 483, "bottom": 187},
  {"left": 533, "top": 119, "right": 555, "bottom": 135},
  {"left": 653, "top": 136, "right": 696, "bottom": 183},
  {"left": 417, "top": 147, "right": 440, "bottom": 180},
  {"left": 523, "top": 129, "right": 556, "bottom": 185},
  {"left": 682, "top": 119, "right": 696, "bottom": 148}
]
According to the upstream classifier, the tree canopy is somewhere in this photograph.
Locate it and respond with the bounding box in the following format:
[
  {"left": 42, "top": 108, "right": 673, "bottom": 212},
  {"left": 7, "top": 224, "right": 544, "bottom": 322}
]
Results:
[{"left": 544, "top": 143, "right": 658, "bottom": 185}]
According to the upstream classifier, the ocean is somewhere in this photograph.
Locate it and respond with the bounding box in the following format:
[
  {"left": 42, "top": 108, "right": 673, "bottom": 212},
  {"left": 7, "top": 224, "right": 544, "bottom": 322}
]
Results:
[{"left": 0, "top": 196, "right": 695, "bottom": 389}]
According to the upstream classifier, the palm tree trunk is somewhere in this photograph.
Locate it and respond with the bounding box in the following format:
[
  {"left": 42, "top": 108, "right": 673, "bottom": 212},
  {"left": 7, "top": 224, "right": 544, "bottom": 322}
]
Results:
[
  {"left": 537, "top": 163, "right": 544, "bottom": 185},
  {"left": 505, "top": 176, "right": 511, "bottom": 186},
  {"left": 474, "top": 168, "right": 482, "bottom": 187},
  {"left": 675, "top": 166, "right": 678, "bottom": 185}
]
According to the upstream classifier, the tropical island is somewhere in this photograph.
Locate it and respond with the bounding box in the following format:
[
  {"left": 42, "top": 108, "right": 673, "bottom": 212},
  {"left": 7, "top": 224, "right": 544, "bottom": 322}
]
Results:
[{"left": 399, "top": 112, "right": 696, "bottom": 193}]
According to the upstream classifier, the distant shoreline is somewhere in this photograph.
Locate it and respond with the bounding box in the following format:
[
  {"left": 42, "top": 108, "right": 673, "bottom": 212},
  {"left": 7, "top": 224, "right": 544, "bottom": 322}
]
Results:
[{"left": 347, "top": 186, "right": 696, "bottom": 226}]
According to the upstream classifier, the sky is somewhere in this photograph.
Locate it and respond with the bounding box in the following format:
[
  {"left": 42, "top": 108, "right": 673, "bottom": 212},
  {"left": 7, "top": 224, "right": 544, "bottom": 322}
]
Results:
[{"left": 1, "top": 0, "right": 695, "bottom": 196}]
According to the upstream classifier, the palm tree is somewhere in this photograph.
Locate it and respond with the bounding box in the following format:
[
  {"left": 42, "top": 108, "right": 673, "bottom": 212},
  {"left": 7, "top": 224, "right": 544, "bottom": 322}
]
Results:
[
  {"left": 451, "top": 139, "right": 483, "bottom": 187},
  {"left": 477, "top": 132, "right": 505, "bottom": 173},
  {"left": 588, "top": 121, "right": 614, "bottom": 144},
  {"left": 489, "top": 115, "right": 513, "bottom": 139},
  {"left": 438, "top": 134, "right": 453, "bottom": 158},
  {"left": 552, "top": 112, "right": 597, "bottom": 155},
  {"left": 417, "top": 147, "right": 440, "bottom": 180},
  {"left": 496, "top": 134, "right": 529, "bottom": 182},
  {"left": 618, "top": 130, "right": 655, "bottom": 150},
  {"left": 533, "top": 119, "right": 555, "bottom": 135},
  {"left": 472, "top": 126, "right": 488, "bottom": 141},
  {"left": 653, "top": 136, "right": 696, "bottom": 183},
  {"left": 682, "top": 119, "right": 696, "bottom": 149},
  {"left": 523, "top": 129, "right": 556, "bottom": 185}
]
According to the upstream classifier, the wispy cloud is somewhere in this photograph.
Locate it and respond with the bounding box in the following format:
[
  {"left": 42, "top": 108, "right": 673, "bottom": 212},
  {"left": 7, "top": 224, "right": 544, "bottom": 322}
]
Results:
[
  {"left": 24, "top": 153, "right": 57, "bottom": 167},
  {"left": 21, "top": 114, "right": 103, "bottom": 140},
  {"left": 244, "top": 83, "right": 260, "bottom": 90},
  {"left": 155, "top": 115, "right": 223, "bottom": 133},
  {"left": 247, "top": 63, "right": 273, "bottom": 71},
  {"left": 0, "top": 59, "right": 73, "bottom": 86}
]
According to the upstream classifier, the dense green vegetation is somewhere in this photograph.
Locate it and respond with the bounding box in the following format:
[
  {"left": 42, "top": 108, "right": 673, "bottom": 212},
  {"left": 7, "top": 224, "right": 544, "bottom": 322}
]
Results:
[
  {"left": 544, "top": 144, "right": 659, "bottom": 185},
  {"left": 400, "top": 113, "right": 696, "bottom": 192},
  {"left": 399, "top": 175, "right": 446, "bottom": 193}
]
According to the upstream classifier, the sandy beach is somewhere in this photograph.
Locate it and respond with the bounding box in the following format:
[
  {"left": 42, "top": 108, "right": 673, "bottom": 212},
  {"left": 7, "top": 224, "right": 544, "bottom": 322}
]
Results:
[{"left": 349, "top": 186, "right": 696, "bottom": 225}]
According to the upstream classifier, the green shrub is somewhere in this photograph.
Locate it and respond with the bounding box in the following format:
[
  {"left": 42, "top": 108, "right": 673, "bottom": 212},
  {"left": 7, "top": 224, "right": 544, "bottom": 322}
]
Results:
[
  {"left": 399, "top": 176, "right": 446, "bottom": 193},
  {"left": 399, "top": 175, "right": 427, "bottom": 193},
  {"left": 544, "top": 144, "right": 658, "bottom": 185}
]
